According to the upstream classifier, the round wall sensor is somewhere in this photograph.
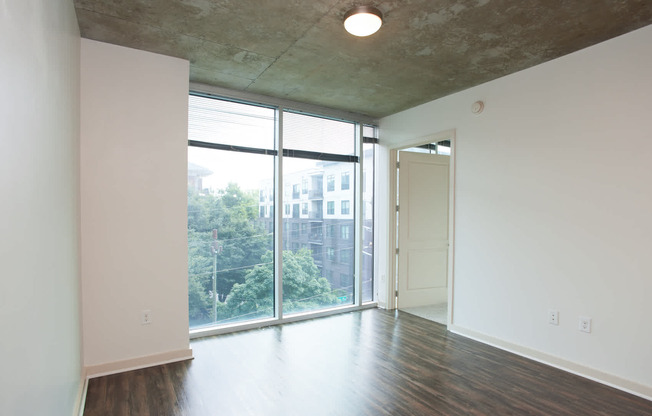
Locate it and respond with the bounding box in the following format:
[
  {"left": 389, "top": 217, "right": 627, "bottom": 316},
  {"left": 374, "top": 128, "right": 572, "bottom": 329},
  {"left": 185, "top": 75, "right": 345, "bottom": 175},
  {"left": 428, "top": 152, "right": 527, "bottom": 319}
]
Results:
[{"left": 471, "top": 100, "right": 484, "bottom": 114}]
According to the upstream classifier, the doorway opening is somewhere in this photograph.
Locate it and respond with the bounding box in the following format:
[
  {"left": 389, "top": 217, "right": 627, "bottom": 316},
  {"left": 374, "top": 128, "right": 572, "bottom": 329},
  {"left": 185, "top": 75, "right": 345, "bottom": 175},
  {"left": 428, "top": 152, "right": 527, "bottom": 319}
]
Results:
[{"left": 389, "top": 131, "right": 455, "bottom": 326}]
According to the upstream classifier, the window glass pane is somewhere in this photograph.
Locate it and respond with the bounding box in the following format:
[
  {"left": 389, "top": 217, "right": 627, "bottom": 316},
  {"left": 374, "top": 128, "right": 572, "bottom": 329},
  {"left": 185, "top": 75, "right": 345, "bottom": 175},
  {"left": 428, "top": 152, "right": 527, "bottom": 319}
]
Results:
[
  {"left": 188, "top": 147, "right": 274, "bottom": 328},
  {"left": 190, "top": 94, "right": 375, "bottom": 330},
  {"left": 437, "top": 141, "right": 451, "bottom": 155},
  {"left": 362, "top": 142, "right": 375, "bottom": 302},
  {"left": 188, "top": 95, "right": 275, "bottom": 149},
  {"left": 283, "top": 111, "right": 355, "bottom": 155},
  {"left": 363, "top": 125, "right": 377, "bottom": 139},
  {"left": 282, "top": 154, "right": 355, "bottom": 314},
  {"left": 402, "top": 146, "right": 431, "bottom": 154}
]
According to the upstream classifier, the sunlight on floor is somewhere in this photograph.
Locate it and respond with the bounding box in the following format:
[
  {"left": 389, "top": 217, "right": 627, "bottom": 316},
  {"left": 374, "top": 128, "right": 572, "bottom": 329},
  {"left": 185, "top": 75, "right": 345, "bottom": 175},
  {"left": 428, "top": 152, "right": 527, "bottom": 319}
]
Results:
[{"left": 400, "top": 302, "right": 447, "bottom": 325}]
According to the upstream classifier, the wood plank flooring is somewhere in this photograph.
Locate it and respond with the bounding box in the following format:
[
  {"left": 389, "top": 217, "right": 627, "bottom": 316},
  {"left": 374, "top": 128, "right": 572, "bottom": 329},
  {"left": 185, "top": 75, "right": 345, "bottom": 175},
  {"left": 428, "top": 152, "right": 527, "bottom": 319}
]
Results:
[{"left": 84, "top": 309, "right": 652, "bottom": 415}]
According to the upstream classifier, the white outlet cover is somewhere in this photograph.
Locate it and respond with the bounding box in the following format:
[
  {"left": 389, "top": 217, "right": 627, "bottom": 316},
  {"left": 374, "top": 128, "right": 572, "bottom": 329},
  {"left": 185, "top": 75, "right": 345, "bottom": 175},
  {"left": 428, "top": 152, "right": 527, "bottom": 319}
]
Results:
[
  {"left": 548, "top": 309, "right": 559, "bottom": 325},
  {"left": 579, "top": 317, "right": 592, "bottom": 333},
  {"left": 142, "top": 309, "right": 152, "bottom": 325}
]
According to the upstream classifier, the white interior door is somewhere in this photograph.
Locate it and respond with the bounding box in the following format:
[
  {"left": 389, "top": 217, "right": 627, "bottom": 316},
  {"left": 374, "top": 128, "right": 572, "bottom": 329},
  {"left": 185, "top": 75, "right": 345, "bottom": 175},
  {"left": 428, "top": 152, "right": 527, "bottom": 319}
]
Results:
[{"left": 397, "top": 152, "right": 449, "bottom": 308}]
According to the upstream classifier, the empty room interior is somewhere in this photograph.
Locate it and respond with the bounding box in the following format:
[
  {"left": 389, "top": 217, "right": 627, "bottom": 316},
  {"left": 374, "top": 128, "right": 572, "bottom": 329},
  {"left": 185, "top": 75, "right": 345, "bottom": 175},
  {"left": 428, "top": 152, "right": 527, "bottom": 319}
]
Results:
[{"left": 2, "top": 1, "right": 652, "bottom": 415}]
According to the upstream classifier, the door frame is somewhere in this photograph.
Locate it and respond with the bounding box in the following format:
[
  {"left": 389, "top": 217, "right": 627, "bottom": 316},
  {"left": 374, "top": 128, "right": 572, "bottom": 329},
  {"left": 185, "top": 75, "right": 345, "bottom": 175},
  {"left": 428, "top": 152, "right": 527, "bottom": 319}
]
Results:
[{"left": 387, "top": 129, "right": 456, "bottom": 326}]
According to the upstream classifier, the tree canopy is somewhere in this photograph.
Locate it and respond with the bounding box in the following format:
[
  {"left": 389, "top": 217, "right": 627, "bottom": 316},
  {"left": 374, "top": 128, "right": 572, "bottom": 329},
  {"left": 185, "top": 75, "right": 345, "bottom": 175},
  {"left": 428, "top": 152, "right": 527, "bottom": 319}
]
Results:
[
  {"left": 188, "top": 183, "right": 271, "bottom": 325},
  {"left": 188, "top": 184, "right": 339, "bottom": 327},
  {"left": 226, "top": 249, "right": 338, "bottom": 320}
]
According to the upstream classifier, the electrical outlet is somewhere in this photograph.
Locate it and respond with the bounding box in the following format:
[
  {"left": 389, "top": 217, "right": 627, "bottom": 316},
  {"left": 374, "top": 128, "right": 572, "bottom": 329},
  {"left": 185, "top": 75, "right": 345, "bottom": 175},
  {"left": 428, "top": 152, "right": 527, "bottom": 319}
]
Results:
[
  {"left": 548, "top": 309, "right": 559, "bottom": 326},
  {"left": 142, "top": 309, "right": 152, "bottom": 325},
  {"left": 579, "top": 316, "right": 591, "bottom": 333}
]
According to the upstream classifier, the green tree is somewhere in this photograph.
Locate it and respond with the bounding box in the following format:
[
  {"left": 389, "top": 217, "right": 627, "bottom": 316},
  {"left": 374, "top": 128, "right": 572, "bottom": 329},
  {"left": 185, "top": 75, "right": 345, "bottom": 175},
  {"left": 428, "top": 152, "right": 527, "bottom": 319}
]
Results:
[
  {"left": 226, "top": 249, "right": 338, "bottom": 320},
  {"left": 187, "top": 183, "right": 271, "bottom": 324}
]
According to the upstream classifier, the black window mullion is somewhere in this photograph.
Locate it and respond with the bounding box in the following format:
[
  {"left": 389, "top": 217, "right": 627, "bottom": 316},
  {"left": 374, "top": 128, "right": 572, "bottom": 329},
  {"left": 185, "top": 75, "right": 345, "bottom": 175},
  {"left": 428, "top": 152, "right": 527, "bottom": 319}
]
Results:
[
  {"left": 282, "top": 148, "right": 358, "bottom": 163},
  {"left": 188, "top": 140, "right": 277, "bottom": 156}
]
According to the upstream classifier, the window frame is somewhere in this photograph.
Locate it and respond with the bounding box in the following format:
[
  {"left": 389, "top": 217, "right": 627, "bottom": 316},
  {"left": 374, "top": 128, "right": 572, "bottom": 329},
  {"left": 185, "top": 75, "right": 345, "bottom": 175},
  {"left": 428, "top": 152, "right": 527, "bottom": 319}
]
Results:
[{"left": 188, "top": 90, "right": 377, "bottom": 339}]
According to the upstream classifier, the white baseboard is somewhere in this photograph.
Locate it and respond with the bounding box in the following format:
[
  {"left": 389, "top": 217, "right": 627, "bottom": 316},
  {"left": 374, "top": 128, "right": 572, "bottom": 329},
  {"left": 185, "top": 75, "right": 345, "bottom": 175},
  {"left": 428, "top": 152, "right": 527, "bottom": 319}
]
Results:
[
  {"left": 85, "top": 347, "right": 194, "bottom": 379},
  {"left": 448, "top": 324, "right": 652, "bottom": 402},
  {"left": 73, "top": 368, "right": 88, "bottom": 416}
]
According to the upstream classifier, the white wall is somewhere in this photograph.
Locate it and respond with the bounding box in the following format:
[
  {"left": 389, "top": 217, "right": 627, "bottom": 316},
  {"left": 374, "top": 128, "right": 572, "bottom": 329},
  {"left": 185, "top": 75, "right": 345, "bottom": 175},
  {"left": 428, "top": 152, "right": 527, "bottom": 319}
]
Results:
[
  {"left": 380, "top": 25, "right": 652, "bottom": 396},
  {"left": 80, "top": 39, "right": 192, "bottom": 372},
  {"left": 0, "top": 0, "right": 82, "bottom": 414}
]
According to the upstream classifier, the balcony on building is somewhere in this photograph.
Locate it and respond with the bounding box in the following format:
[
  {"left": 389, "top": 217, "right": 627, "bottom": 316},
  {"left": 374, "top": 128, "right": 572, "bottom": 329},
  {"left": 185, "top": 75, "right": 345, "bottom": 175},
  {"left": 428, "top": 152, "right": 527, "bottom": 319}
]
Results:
[{"left": 308, "top": 232, "right": 323, "bottom": 244}]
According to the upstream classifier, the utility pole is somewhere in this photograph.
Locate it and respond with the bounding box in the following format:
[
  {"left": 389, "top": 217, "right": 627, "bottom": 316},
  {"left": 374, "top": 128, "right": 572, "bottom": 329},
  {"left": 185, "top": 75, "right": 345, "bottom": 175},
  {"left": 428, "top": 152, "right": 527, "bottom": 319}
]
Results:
[{"left": 211, "top": 229, "right": 218, "bottom": 321}]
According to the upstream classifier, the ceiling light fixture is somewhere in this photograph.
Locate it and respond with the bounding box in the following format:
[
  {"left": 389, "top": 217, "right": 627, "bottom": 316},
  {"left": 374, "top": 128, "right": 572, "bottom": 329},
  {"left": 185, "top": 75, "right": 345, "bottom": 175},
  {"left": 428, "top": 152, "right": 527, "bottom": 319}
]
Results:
[{"left": 343, "top": 6, "right": 383, "bottom": 37}]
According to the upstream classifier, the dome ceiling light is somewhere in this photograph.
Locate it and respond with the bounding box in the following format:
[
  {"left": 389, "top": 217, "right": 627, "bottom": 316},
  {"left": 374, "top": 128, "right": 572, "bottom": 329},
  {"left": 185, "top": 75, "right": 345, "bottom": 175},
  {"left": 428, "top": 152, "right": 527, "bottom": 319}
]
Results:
[{"left": 343, "top": 6, "right": 383, "bottom": 37}]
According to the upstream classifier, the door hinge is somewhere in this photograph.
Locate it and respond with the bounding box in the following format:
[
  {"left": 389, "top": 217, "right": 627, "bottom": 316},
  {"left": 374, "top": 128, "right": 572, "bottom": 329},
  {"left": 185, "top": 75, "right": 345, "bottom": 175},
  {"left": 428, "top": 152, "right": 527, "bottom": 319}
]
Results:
[
  {"left": 395, "top": 290, "right": 399, "bottom": 297},
  {"left": 396, "top": 205, "right": 399, "bottom": 212},
  {"left": 396, "top": 161, "right": 400, "bottom": 169},
  {"left": 395, "top": 248, "right": 399, "bottom": 254}
]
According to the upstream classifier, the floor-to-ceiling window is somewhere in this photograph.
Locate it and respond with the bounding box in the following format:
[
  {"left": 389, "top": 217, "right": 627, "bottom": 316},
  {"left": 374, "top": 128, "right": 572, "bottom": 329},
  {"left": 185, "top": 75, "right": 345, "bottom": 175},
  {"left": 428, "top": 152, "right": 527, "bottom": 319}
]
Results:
[
  {"left": 281, "top": 111, "right": 357, "bottom": 314},
  {"left": 362, "top": 126, "right": 377, "bottom": 302},
  {"left": 187, "top": 96, "right": 276, "bottom": 328},
  {"left": 187, "top": 92, "right": 376, "bottom": 333}
]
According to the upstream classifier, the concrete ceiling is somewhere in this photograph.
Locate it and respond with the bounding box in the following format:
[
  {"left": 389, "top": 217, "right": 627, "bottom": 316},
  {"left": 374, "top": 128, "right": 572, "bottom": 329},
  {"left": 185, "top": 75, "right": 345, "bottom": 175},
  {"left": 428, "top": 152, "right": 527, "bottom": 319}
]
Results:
[{"left": 74, "top": 0, "right": 652, "bottom": 119}]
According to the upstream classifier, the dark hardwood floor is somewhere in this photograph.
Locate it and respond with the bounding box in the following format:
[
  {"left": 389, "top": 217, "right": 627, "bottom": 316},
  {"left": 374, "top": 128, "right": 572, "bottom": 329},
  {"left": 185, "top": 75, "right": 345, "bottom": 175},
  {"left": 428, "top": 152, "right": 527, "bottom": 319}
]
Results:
[{"left": 84, "top": 309, "right": 652, "bottom": 415}]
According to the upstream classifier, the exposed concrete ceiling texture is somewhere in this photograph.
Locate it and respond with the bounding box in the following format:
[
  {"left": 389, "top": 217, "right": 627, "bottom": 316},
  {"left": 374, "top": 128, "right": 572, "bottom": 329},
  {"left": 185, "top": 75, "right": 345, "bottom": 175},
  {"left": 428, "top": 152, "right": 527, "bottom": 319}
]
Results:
[{"left": 74, "top": 0, "right": 652, "bottom": 119}]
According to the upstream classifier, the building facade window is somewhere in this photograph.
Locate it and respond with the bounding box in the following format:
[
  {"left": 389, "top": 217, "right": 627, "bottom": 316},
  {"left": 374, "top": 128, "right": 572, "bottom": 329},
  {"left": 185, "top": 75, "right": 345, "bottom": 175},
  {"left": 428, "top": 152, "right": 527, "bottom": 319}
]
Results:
[
  {"left": 327, "top": 175, "right": 335, "bottom": 192},
  {"left": 341, "top": 225, "right": 350, "bottom": 240},
  {"left": 341, "top": 172, "right": 350, "bottom": 190},
  {"left": 327, "top": 201, "right": 335, "bottom": 215},
  {"left": 341, "top": 200, "right": 350, "bottom": 215}
]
